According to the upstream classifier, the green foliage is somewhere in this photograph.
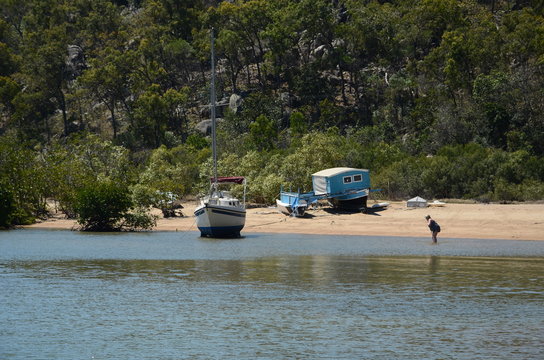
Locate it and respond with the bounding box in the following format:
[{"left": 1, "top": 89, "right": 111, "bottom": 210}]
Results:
[
  {"left": 74, "top": 180, "right": 155, "bottom": 231},
  {"left": 289, "top": 111, "right": 307, "bottom": 137},
  {"left": 373, "top": 143, "right": 544, "bottom": 201},
  {"left": 132, "top": 85, "right": 190, "bottom": 148},
  {"left": 0, "top": 0, "right": 542, "bottom": 156},
  {"left": 0, "top": 76, "right": 20, "bottom": 112},
  {"left": 43, "top": 133, "right": 133, "bottom": 217},
  {"left": 0, "top": 135, "right": 46, "bottom": 225},
  {"left": 249, "top": 114, "right": 277, "bottom": 151},
  {"left": 0, "top": 184, "right": 15, "bottom": 228},
  {"left": 185, "top": 134, "right": 208, "bottom": 150},
  {"left": 280, "top": 131, "right": 347, "bottom": 190},
  {"left": 133, "top": 144, "right": 202, "bottom": 215},
  {"left": 74, "top": 181, "right": 131, "bottom": 231},
  {"left": 0, "top": 0, "right": 543, "bottom": 210}
]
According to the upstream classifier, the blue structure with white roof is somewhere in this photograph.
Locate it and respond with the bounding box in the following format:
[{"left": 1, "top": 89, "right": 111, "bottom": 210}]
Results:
[
  {"left": 312, "top": 167, "right": 371, "bottom": 211},
  {"left": 277, "top": 167, "right": 376, "bottom": 215}
]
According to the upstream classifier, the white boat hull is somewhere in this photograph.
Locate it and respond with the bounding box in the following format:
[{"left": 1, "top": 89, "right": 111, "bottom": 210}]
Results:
[
  {"left": 194, "top": 203, "right": 246, "bottom": 237},
  {"left": 276, "top": 199, "right": 307, "bottom": 217}
]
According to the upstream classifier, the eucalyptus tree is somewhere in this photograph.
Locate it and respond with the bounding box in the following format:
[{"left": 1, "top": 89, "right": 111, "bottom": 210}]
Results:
[
  {"left": 130, "top": 0, "right": 202, "bottom": 88},
  {"left": 0, "top": 135, "right": 48, "bottom": 225},
  {"left": 500, "top": 8, "right": 544, "bottom": 154},
  {"left": 79, "top": 46, "right": 136, "bottom": 139},
  {"left": 0, "top": 0, "right": 28, "bottom": 38},
  {"left": 216, "top": 29, "right": 245, "bottom": 93},
  {"left": 0, "top": 19, "right": 18, "bottom": 76},
  {"left": 74, "top": 0, "right": 127, "bottom": 54},
  {"left": 15, "top": 1, "right": 78, "bottom": 136},
  {"left": 0, "top": 17, "right": 19, "bottom": 104},
  {"left": 281, "top": 0, "right": 338, "bottom": 108},
  {"left": 261, "top": 0, "right": 300, "bottom": 89},
  {"left": 132, "top": 84, "right": 190, "bottom": 148},
  {"left": 210, "top": 0, "right": 272, "bottom": 89}
]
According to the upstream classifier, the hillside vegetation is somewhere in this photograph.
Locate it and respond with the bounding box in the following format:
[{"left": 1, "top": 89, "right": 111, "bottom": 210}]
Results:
[{"left": 1, "top": 0, "right": 544, "bottom": 228}]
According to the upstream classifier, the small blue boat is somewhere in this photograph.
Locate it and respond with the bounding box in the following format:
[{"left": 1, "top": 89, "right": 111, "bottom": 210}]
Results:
[{"left": 276, "top": 188, "right": 313, "bottom": 217}]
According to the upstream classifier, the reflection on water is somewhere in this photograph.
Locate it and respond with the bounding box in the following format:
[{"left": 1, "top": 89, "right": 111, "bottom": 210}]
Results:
[
  {"left": 4, "top": 256, "right": 544, "bottom": 291},
  {"left": 0, "top": 230, "right": 543, "bottom": 359}
]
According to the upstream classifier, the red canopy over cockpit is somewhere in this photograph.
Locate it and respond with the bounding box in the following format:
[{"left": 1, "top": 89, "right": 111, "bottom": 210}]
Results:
[{"left": 210, "top": 176, "right": 245, "bottom": 184}]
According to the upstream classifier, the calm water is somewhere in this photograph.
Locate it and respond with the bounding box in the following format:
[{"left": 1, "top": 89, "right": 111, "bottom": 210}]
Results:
[{"left": 1, "top": 230, "right": 543, "bottom": 359}]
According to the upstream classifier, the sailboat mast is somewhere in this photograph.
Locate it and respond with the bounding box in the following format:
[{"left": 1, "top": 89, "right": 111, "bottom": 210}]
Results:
[{"left": 210, "top": 28, "right": 218, "bottom": 185}]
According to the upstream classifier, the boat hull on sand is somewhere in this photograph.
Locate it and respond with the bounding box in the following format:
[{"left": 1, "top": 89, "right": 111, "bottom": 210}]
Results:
[
  {"left": 195, "top": 203, "right": 246, "bottom": 237},
  {"left": 276, "top": 198, "right": 308, "bottom": 217},
  {"left": 328, "top": 189, "right": 368, "bottom": 212}
]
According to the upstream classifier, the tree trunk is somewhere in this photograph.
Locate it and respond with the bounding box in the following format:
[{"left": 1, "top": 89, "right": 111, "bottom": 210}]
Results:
[
  {"left": 228, "top": 58, "right": 238, "bottom": 93},
  {"left": 109, "top": 100, "right": 117, "bottom": 139},
  {"left": 339, "top": 66, "right": 348, "bottom": 106},
  {"left": 58, "top": 90, "right": 68, "bottom": 137}
]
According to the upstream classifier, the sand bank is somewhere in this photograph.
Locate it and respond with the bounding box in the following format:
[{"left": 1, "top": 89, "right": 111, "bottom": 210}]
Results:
[{"left": 25, "top": 201, "right": 544, "bottom": 241}]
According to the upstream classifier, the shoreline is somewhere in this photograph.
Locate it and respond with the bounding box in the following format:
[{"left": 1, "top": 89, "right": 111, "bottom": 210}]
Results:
[{"left": 24, "top": 201, "right": 544, "bottom": 241}]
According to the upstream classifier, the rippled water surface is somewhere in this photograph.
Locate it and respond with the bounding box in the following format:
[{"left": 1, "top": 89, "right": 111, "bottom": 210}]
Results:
[{"left": 1, "top": 230, "right": 543, "bottom": 359}]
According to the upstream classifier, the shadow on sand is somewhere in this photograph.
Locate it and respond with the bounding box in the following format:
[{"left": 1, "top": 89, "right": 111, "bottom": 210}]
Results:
[{"left": 321, "top": 206, "right": 388, "bottom": 216}]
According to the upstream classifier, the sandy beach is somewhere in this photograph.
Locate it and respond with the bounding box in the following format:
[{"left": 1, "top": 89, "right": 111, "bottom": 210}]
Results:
[{"left": 25, "top": 200, "right": 544, "bottom": 241}]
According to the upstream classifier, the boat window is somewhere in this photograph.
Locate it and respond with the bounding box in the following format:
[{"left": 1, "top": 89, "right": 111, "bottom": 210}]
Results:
[
  {"left": 343, "top": 176, "right": 352, "bottom": 184},
  {"left": 353, "top": 174, "right": 362, "bottom": 182}
]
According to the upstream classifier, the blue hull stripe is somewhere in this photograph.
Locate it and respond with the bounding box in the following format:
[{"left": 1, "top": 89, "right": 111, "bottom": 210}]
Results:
[
  {"left": 211, "top": 209, "right": 245, "bottom": 217},
  {"left": 199, "top": 225, "right": 244, "bottom": 237}
]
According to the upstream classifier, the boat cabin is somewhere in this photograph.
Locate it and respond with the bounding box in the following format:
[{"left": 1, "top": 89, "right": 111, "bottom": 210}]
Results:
[{"left": 312, "top": 167, "right": 370, "bottom": 197}]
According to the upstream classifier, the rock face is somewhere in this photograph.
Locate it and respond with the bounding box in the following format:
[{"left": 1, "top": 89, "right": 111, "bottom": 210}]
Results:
[
  {"left": 66, "top": 45, "right": 85, "bottom": 79},
  {"left": 196, "top": 93, "right": 243, "bottom": 134},
  {"left": 196, "top": 119, "right": 212, "bottom": 135},
  {"left": 195, "top": 118, "right": 224, "bottom": 135},
  {"left": 200, "top": 96, "right": 230, "bottom": 119},
  {"left": 229, "top": 93, "right": 243, "bottom": 113}
]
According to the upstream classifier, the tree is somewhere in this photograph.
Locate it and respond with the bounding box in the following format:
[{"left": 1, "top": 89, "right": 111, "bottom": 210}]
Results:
[
  {"left": 289, "top": 111, "right": 307, "bottom": 146},
  {"left": 19, "top": 0, "right": 83, "bottom": 139},
  {"left": 211, "top": 0, "right": 273, "bottom": 88},
  {"left": 0, "top": 76, "right": 19, "bottom": 115},
  {"left": 0, "top": 135, "right": 47, "bottom": 225},
  {"left": 133, "top": 144, "right": 201, "bottom": 217},
  {"left": 0, "top": 183, "right": 15, "bottom": 228},
  {"left": 217, "top": 29, "right": 245, "bottom": 92},
  {"left": 74, "top": 180, "right": 156, "bottom": 231},
  {"left": 43, "top": 133, "right": 134, "bottom": 217},
  {"left": 79, "top": 46, "right": 135, "bottom": 139},
  {"left": 249, "top": 114, "right": 277, "bottom": 151},
  {"left": 132, "top": 85, "right": 190, "bottom": 148}
]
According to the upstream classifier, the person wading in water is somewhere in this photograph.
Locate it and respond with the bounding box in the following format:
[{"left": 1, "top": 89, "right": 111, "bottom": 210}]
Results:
[{"left": 425, "top": 215, "right": 441, "bottom": 244}]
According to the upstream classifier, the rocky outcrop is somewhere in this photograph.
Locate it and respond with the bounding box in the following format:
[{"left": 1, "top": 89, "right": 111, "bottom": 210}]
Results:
[
  {"left": 66, "top": 45, "right": 85, "bottom": 79},
  {"left": 195, "top": 118, "right": 224, "bottom": 135}
]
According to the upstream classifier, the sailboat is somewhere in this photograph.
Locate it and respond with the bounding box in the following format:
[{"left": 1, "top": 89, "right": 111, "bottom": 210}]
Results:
[{"left": 194, "top": 29, "right": 247, "bottom": 238}]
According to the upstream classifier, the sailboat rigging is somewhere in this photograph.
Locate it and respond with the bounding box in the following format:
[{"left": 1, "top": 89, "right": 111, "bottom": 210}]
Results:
[{"left": 194, "top": 28, "right": 247, "bottom": 238}]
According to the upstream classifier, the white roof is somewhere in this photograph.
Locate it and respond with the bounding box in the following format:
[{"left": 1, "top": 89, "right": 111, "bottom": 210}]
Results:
[
  {"left": 312, "top": 167, "right": 368, "bottom": 177},
  {"left": 407, "top": 196, "right": 427, "bottom": 202}
]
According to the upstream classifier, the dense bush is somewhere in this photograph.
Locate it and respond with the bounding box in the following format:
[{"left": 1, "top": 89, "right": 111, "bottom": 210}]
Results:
[
  {"left": 373, "top": 143, "right": 544, "bottom": 201},
  {"left": 0, "top": 136, "right": 46, "bottom": 226},
  {"left": 42, "top": 134, "right": 135, "bottom": 217},
  {"left": 74, "top": 181, "right": 156, "bottom": 232},
  {"left": 0, "top": 184, "right": 15, "bottom": 228}
]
